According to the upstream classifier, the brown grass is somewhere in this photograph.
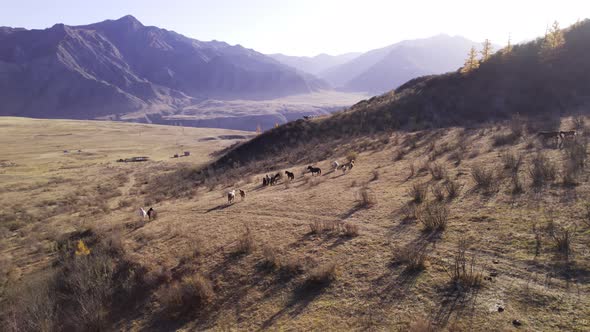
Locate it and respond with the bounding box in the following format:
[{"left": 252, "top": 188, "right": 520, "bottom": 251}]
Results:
[{"left": 417, "top": 201, "right": 449, "bottom": 232}]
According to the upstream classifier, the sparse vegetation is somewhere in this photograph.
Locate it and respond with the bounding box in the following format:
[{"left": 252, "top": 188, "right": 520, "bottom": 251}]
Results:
[
  {"left": 448, "top": 239, "right": 482, "bottom": 290},
  {"left": 443, "top": 178, "right": 461, "bottom": 199},
  {"left": 428, "top": 162, "right": 446, "bottom": 180},
  {"left": 471, "top": 164, "right": 496, "bottom": 191},
  {"left": 529, "top": 153, "right": 557, "bottom": 188},
  {"left": 408, "top": 183, "right": 428, "bottom": 204}
]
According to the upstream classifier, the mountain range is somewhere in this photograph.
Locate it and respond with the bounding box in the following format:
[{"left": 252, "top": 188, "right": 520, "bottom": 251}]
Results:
[
  {"left": 270, "top": 35, "right": 485, "bottom": 94},
  {"left": 0, "top": 15, "right": 328, "bottom": 121}
]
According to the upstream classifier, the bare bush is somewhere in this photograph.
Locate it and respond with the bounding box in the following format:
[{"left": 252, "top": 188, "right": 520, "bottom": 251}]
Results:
[
  {"left": 417, "top": 201, "right": 449, "bottom": 232},
  {"left": 501, "top": 151, "right": 523, "bottom": 173},
  {"left": 471, "top": 165, "right": 496, "bottom": 191},
  {"left": 309, "top": 220, "right": 339, "bottom": 234},
  {"left": 529, "top": 153, "right": 557, "bottom": 188},
  {"left": 262, "top": 245, "right": 281, "bottom": 269},
  {"left": 371, "top": 169, "right": 380, "bottom": 181},
  {"left": 551, "top": 226, "right": 574, "bottom": 261},
  {"left": 394, "top": 244, "right": 428, "bottom": 272},
  {"left": 158, "top": 274, "right": 214, "bottom": 318},
  {"left": 428, "top": 162, "right": 446, "bottom": 180},
  {"left": 431, "top": 185, "right": 445, "bottom": 202},
  {"left": 448, "top": 239, "right": 482, "bottom": 290},
  {"left": 356, "top": 187, "right": 376, "bottom": 208},
  {"left": 408, "top": 183, "right": 428, "bottom": 204},
  {"left": 307, "top": 262, "right": 337, "bottom": 286},
  {"left": 443, "top": 178, "right": 462, "bottom": 199},
  {"left": 234, "top": 226, "right": 255, "bottom": 255},
  {"left": 343, "top": 223, "right": 360, "bottom": 237},
  {"left": 511, "top": 172, "right": 524, "bottom": 194}
]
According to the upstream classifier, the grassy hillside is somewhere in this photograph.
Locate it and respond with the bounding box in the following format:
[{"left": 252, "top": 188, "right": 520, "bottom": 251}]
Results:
[
  {"left": 2, "top": 116, "right": 590, "bottom": 331},
  {"left": 212, "top": 20, "right": 590, "bottom": 169}
]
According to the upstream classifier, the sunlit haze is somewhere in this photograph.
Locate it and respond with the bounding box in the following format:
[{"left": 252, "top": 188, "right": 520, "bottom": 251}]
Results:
[{"left": 1, "top": 0, "right": 588, "bottom": 55}]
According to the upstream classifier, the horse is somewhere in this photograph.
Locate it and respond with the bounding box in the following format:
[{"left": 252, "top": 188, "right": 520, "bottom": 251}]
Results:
[
  {"left": 147, "top": 207, "right": 157, "bottom": 220},
  {"left": 228, "top": 190, "right": 236, "bottom": 204},
  {"left": 307, "top": 166, "right": 321, "bottom": 176},
  {"left": 239, "top": 189, "right": 246, "bottom": 201},
  {"left": 332, "top": 161, "right": 340, "bottom": 170},
  {"left": 138, "top": 207, "right": 147, "bottom": 220},
  {"left": 285, "top": 170, "right": 295, "bottom": 180},
  {"left": 270, "top": 172, "right": 281, "bottom": 185},
  {"left": 262, "top": 177, "right": 268, "bottom": 186}
]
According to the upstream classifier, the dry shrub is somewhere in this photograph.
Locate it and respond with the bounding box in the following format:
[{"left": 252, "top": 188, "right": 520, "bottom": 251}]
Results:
[
  {"left": 449, "top": 150, "right": 463, "bottom": 166},
  {"left": 492, "top": 132, "right": 520, "bottom": 146},
  {"left": 343, "top": 223, "right": 359, "bottom": 237},
  {"left": 307, "top": 262, "right": 337, "bottom": 286},
  {"left": 573, "top": 115, "right": 585, "bottom": 132},
  {"left": 280, "top": 256, "right": 304, "bottom": 276},
  {"left": 157, "top": 274, "right": 214, "bottom": 317},
  {"left": 262, "top": 246, "right": 281, "bottom": 269},
  {"left": 401, "top": 203, "right": 418, "bottom": 221},
  {"left": 529, "top": 153, "right": 557, "bottom": 188},
  {"left": 443, "top": 178, "right": 461, "bottom": 199},
  {"left": 417, "top": 201, "right": 449, "bottom": 232},
  {"left": 394, "top": 244, "right": 428, "bottom": 272},
  {"left": 428, "top": 162, "right": 446, "bottom": 180},
  {"left": 346, "top": 151, "right": 359, "bottom": 162},
  {"left": 356, "top": 187, "right": 376, "bottom": 208},
  {"left": 394, "top": 149, "right": 406, "bottom": 161},
  {"left": 234, "top": 226, "right": 255, "bottom": 255},
  {"left": 408, "top": 183, "right": 428, "bottom": 204},
  {"left": 471, "top": 164, "right": 496, "bottom": 191},
  {"left": 501, "top": 151, "right": 523, "bottom": 173},
  {"left": 408, "top": 163, "right": 415, "bottom": 179},
  {"left": 511, "top": 172, "right": 524, "bottom": 194},
  {"left": 308, "top": 176, "right": 324, "bottom": 187},
  {"left": 562, "top": 137, "right": 587, "bottom": 182},
  {"left": 431, "top": 185, "right": 445, "bottom": 202},
  {"left": 550, "top": 225, "right": 574, "bottom": 261},
  {"left": 309, "top": 220, "right": 339, "bottom": 234},
  {"left": 448, "top": 239, "right": 482, "bottom": 290},
  {"left": 371, "top": 169, "right": 380, "bottom": 181}
]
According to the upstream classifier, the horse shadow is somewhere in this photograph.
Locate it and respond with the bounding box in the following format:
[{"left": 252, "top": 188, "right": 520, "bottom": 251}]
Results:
[{"left": 206, "top": 203, "right": 233, "bottom": 213}]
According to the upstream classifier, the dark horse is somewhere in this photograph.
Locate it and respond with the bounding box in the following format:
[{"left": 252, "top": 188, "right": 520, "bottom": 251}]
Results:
[
  {"left": 147, "top": 207, "right": 157, "bottom": 220},
  {"left": 285, "top": 170, "right": 295, "bottom": 180},
  {"left": 270, "top": 172, "right": 282, "bottom": 185},
  {"left": 307, "top": 166, "right": 321, "bottom": 176}
]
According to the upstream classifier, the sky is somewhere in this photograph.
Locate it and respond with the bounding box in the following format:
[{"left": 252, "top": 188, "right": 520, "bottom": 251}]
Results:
[{"left": 1, "top": 0, "right": 588, "bottom": 56}]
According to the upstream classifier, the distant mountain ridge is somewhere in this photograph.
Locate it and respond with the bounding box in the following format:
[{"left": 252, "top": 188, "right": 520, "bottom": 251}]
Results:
[
  {"left": 320, "top": 34, "right": 484, "bottom": 94},
  {"left": 268, "top": 52, "right": 361, "bottom": 76},
  {"left": 0, "top": 15, "right": 328, "bottom": 120}
]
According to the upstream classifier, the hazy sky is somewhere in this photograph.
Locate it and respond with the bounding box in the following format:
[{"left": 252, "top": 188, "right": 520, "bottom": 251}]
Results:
[{"left": 1, "top": 0, "right": 588, "bottom": 56}]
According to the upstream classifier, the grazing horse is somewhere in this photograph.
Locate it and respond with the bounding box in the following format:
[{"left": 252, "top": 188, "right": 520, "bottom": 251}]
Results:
[
  {"left": 285, "top": 170, "right": 295, "bottom": 180},
  {"left": 307, "top": 166, "right": 321, "bottom": 176},
  {"left": 332, "top": 161, "right": 340, "bottom": 170},
  {"left": 270, "top": 172, "right": 281, "bottom": 185},
  {"left": 537, "top": 131, "right": 561, "bottom": 148},
  {"left": 147, "top": 207, "right": 157, "bottom": 220},
  {"left": 139, "top": 207, "right": 147, "bottom": 220},
  {"left": 340, "top": 159, "right": 355, "bottom": 174},
  {"left": 228, "top": 190, "right": 236, "bottom": 204},
  {"left": 239, "top": 189, "right": 246, "bottom": 201}
]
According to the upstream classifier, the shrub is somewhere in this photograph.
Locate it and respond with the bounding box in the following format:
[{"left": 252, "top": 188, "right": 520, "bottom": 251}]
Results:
[
  {"left": 158, "top": 274, "right": 214, "bottom": 317},
  {"left": 307, "top": 262, "right": 337, "bottom": 286},
  {"left": 371, "top": 169, "right": 380, "bottom": 181},
  {"left": 309, "top": 220, "right": 339, "bottom": 234},
  {"left": 394, "top": 245, "right": 428, "bottom": 272},
  {"left": 448, "top": 239, "right": 482, "bottom": 290},
  {"left": 235, "top": 226, "right": 255, "bottom": 255},
  {"left": 428, "top": 162, "right": 446, "bottom": 180},
  {"left": 449, "top": 150, "right": 463, "bottom": 166},
  {"left": 280, "top": 256, "right": 304, "bottom": 276},
  {"left": 431, "top": 185, "right": 445, "bottom": 202},
  {"left": 417, "top": 201, "right": 449, "bottom": 232},
  {"left": 346, "top": 151, "right": 358, "bottom": 162},
  {"left": 356, "top": 187, "right": 376, "bottom": 208},
  {"left": 471, "top": 165, "right": 496, "bottom": 191},
  {"left": 511, "top": 172, "right": 524, "bottom": 194},
  {"left": 528, "top": 153, "right": 556, "bottom": 188},
  {"left": 551, "top": 226, "right": 574, "bottom": 261},
  {"left": 343, "top": 223, "right": 359, "bottom": 237},
  {"left": 262, "top": 246, "right": 280, "bottom": 269},
  {"left": 492, "top": 132, "right": 519, "bottom": 147},
  {"left": 408, "top": 163, "right": 415, "bottom": 179},
  {"left": 501, "top": 151, "right": 523, "bottom": 173},
  {"left": 443, "top": 178, "right": 461, "bottom": 199},
  {"left": 408, "top": 183, "right": 428, "bottom": 204}
]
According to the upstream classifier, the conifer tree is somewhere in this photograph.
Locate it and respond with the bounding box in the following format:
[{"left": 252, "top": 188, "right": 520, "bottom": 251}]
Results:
[
  {"left": 481, "top": 39, "right": 493, "bottom": 61},
  {"left": 461, "top": 46, "right": 479, "bottom": 73}
]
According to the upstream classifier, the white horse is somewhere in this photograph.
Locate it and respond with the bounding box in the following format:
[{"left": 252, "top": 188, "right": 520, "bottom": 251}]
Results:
[
  {"left": 332, "top": 161, "right": 340, "bottom": 170},
  {"left": 138, "top": 207, "right": 148, "bottom": 220},
  {"left": 227, "top": 190, "right": 236, "bottom": 204}
]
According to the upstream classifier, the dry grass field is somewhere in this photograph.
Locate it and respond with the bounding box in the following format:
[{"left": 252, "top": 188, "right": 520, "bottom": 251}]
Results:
[{"left": 1, "top": 116, "right": 590, "bottom": 331}]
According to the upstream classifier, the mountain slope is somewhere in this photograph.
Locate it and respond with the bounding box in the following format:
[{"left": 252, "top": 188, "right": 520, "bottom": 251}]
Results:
[
  {"left": 213, "top": 20, "right": 590, "bottom": 168},
  {"left": 320, "top": 35, "right": 481, "bottom": 93},
  {"left": 268, "top": 52, "right": 361, "bottom": 76},
  {"left": 0, "top": 15, "right": 328, "bottom": 119}
]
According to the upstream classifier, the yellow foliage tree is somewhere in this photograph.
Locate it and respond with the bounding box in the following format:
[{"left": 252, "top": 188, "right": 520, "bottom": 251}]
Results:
[
  {"left": 540, "top": 21, "right": 565, "bottom": 60},
  {"left": 481, "top": 39, "right": 493, "bottom": 62},
  {"left": 75, "top": 240, "right": 91, "bottom": 256},
  {"left": 461, "top": 46, "right": 480, "bottom": 74}
]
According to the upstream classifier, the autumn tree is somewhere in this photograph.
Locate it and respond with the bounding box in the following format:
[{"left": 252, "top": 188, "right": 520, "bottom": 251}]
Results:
[
  {"left": 461, "top": 46, "right": 480, "bottom": 74},
  {"left": 540, "top": 21, "right": 565, "bottom": 60},
  {"left": 481, "top": 39, "right": 493, "bottom": 61}
]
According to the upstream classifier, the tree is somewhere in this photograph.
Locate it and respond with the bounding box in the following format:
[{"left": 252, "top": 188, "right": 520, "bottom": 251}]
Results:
[
  {"left": 503, "top": 34, "right": 513, "bottom": 54},
  {"left": 461, "top": 47, "right": 480, "bottom": 74},
  {"left": 540, "top": 21, "right": 565, "bottom": 60},
  {"left": 481, "top": 39, "right": 493, "bottom": 61}
]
